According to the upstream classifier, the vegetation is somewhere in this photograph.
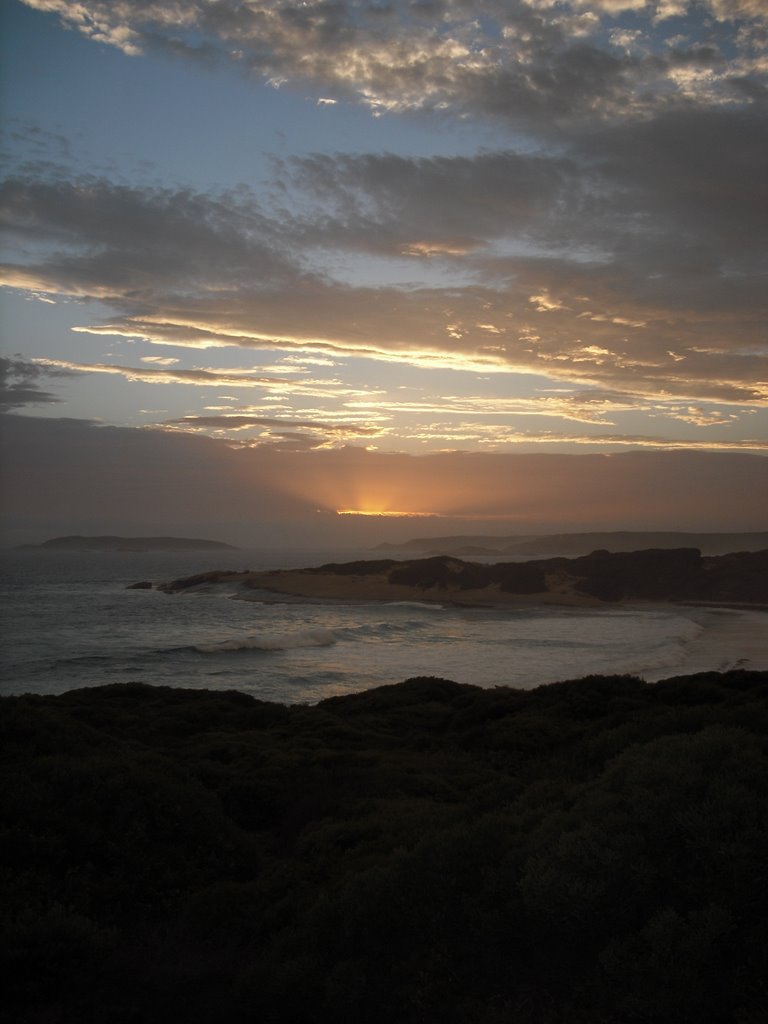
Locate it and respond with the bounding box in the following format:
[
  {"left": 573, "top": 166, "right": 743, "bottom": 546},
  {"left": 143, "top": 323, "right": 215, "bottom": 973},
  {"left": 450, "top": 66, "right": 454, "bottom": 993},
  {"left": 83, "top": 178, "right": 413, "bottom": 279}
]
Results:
[
  {"left": 163, "top": 548, "right": 768, "bottom": 604},
  {"left": 311, "top": 558, "right": 399, "bottom": 576},
  {"left": 387, "top": 548, "right": 768, "bottom": 602},
  {"left": 3, "top": 670, "right": 768, "bottom": 1022}
]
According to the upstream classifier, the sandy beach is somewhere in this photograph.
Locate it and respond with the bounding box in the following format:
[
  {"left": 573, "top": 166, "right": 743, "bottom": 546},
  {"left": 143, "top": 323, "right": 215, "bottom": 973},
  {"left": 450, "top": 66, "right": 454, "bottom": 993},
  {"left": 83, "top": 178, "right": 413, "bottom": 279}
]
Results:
[
  {"left": 222, "top": 568, "right": 768, "bottom": 679},
  {"left": 232, "top": 568, "right": 607, "bottom": 607},
  {"left": 169, "top": 566, "right": 767, "bottom": 679},
  {"left": 651, "top": 606, "right": 768, "bottom": 678}
]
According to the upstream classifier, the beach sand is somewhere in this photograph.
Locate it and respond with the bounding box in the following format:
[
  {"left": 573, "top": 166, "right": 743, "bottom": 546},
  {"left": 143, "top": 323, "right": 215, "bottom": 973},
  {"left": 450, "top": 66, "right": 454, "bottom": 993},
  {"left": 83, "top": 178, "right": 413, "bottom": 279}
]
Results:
[
  {"left": 233, "top": 569, "right": 607, "bottom": 608},
  {"left": 650, "top": 606, "right": 768, "bottom": 679},
  {"left": 172, "top": 567, "right": 768, "bottom": 681}
]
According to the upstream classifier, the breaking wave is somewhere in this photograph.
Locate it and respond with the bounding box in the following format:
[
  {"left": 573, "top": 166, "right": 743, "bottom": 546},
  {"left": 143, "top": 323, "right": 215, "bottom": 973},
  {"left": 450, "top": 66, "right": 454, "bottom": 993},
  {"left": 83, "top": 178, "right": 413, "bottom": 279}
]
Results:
[
  {"left": 387, "top": 601, "right": 446, "bottom": 610},
  {"left": 195, "top": 627, "right": 337, "bottom": 653}
]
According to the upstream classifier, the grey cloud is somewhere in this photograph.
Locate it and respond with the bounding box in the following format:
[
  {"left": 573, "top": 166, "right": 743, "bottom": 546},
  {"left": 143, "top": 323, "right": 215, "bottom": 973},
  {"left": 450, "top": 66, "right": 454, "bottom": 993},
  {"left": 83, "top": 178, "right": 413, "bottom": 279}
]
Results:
[
  {"left": 572, "top": 109, "right": 768, "bottom": 264},
  {"left": 2, "top": 120, "right": 73, "bottom": 170},
  {"left": 0, "top": 356, "right": 73, "bottom": 412},
  {"left": 3, "top": 154, "right": 765, "bottom": 408},
  {"left": 3, "top": 1, "right": 763, "bottom": 468},
  {"left": 666, "top": 44, "right": 723, "bottom": 67},
  {"left": 462, "top": 44, "right": 630, "bottom": 122},
  {"left": 6, "top": 121, "right": 764, "bottom": 334},
  {"left": 2, "top": 67, "right": 765, "bottom": 413},
  {"left": 19, "top": 1, "right": 767, "bottom": 124},
  {"left": 286, "top": 150, "right": 574, "bottom": 253},
  {"left": 0, "top": 176, "right": 294, "bottom": 298},
  {"left": 284, "top": 105, "right": 767, "bottom": 309}
]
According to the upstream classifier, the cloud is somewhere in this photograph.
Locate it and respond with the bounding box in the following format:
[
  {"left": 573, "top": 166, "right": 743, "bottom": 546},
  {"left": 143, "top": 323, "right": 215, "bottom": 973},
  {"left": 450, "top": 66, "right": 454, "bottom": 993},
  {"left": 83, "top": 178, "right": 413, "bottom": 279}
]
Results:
[
  {"left": 3, "top": 141, "right": 766, "bottom": 415},
  {"left": 164, "top": 413, "right": 384, "bottom": 448},
  {"left": 0, "top": 175, "right": 292, "bottom": 298},
  {"left": 400, "top": 425, "right": 768, "bottom": 451},
  {"left": 3, "top": 5, "right": 766, "bottom": 441},
  {"left": 284, "top": 149, "right": 572, "bottom": 255},
  {"left": 3, "top": 414, "right": 767, "bottom": 547},
  {"left": 18, "top": 1, "right": 768, "bottom": 123},
  {"left": 31, "top": 358, "right": 381, "bottom": 406},
  {"left": 0, "top": 356, "right": 74, "bottom": 411},
  {"left": 32, "top": 358, "right": 297, "bottom": 389},
  {"left": 346, "top": 391, "right": 646, "bottom": 426},
  {"left": 140, "top": 355, "right": 180, "bottom": 366}
]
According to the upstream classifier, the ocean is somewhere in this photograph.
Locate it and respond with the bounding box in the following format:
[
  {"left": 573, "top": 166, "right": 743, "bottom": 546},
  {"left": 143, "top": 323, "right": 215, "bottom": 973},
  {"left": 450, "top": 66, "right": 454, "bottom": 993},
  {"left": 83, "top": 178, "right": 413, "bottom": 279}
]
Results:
[{"left": 2, "top": 547, "right": 766, "bottom": 703}]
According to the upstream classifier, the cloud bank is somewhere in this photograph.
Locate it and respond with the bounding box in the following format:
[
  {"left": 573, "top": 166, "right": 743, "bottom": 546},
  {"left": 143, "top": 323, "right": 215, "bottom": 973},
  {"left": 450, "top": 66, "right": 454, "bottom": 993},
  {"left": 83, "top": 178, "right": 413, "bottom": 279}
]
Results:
[
  {"left": 19, "top": 1, "right": 768, "bottom": 120},
  {"left": 3, "top": 0, "right": 766, "bottom": 454},
  {"left": 3, "top": 415, "right": 766, "bottom": 547},
  {"left": 3, "top": 124, "right": 766, "bottom": 417},
  {"left": 0, "top": 356, "right": 74, "bottom": 412}
]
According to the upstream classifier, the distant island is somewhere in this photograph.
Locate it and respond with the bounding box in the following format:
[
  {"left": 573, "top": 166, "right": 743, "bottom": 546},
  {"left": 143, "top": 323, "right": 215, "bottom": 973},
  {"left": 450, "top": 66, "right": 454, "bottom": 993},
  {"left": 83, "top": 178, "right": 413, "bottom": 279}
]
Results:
[
  {"left": 22, "top": 535, "right": 238, "bottom": 552},
  {"left": 158, "top": 548, "right": 768, "bottom": 608},
  {"left": 376, "top": 530, "right": 768, "bottom": 557}
]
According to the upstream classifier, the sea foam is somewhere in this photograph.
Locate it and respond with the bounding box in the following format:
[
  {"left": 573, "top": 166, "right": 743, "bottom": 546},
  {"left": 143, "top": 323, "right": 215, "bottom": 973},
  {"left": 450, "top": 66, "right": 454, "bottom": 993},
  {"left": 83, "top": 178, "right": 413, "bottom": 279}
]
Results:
[{"left": 195, "top": 627, "right": 337, "bottom": 653}]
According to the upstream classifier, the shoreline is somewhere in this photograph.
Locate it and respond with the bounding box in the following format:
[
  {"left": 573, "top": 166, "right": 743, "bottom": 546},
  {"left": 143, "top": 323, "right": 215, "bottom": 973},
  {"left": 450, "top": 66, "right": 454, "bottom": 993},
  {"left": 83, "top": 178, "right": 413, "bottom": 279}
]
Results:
[{"left": 160, "top": 566, "right": 768, "bottom": 681}]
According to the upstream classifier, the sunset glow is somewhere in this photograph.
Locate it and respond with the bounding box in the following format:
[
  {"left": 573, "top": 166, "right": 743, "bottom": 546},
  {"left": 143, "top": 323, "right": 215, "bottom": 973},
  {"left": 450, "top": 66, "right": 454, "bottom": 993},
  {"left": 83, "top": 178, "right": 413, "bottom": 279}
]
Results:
[{"left": 335, "top": 509, "right": 444, "bottom": 518}]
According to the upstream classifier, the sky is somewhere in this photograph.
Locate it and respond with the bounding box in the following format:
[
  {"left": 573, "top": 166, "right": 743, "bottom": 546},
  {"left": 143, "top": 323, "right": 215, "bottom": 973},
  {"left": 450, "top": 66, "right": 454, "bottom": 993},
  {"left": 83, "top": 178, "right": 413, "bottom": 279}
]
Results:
[{"left": 1, "top": 0, "right": 767, "bottom": 546}]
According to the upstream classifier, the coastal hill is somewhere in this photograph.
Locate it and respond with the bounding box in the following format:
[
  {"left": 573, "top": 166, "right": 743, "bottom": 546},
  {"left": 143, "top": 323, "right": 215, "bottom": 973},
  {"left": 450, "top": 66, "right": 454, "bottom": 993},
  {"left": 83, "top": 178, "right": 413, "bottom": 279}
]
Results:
[
  {"left": 3, "top": 669, "right": 767, "bottom": 1022},
  {"left": 160, "top": 547, "right": 768, "bottom": 607},
  {"left": 377, "top": 530, "right": 768, "bottom": 557},
  {"left": 22, "top": 535, "right": 237, "bottom": 552}
]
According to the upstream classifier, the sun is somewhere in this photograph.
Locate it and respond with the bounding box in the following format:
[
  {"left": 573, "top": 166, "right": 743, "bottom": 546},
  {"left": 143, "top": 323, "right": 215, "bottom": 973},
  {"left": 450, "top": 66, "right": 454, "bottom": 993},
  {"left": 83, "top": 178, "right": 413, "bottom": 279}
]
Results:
[{"left": 335, "top": 509, "right": 444, "bottom": 518}]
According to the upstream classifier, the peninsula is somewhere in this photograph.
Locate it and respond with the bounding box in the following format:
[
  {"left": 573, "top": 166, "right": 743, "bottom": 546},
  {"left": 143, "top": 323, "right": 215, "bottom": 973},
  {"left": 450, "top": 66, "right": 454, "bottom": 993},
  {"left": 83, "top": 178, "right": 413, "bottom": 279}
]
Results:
[{"left": 159, "top": 548, "right": 768, "bottom": 608}]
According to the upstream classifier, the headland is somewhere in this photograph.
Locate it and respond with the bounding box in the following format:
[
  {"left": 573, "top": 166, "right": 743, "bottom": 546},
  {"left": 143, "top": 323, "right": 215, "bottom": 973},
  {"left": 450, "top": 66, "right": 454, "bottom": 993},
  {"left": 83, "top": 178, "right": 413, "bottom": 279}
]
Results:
[
  {"left": 22, "top": 534, "right": 238, "bottom": 552},
  {"left": 157, "top": 547, "right": 768, "bottom": 609}
]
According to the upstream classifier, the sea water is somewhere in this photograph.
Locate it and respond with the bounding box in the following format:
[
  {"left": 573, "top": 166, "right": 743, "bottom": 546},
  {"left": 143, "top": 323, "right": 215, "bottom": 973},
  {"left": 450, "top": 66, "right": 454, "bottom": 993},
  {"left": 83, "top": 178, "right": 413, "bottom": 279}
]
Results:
[{"left": 1, "top": 548, "right": 766, "bottom": 703}]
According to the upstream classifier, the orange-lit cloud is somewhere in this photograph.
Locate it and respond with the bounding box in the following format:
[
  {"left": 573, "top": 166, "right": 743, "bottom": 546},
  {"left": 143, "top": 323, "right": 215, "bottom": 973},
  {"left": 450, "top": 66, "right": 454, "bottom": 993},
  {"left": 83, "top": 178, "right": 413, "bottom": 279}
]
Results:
[
  {"left": 164, "top": 413, "right": 383, "bottom": 449},
  {"left": 346, "top": 393, "right": 641, "bottom": 426},
  {"left": 4, "top": 144, "right": 766, "bottom": 418},
  {"left": 4, "top": 2, "right": 767, "bottom": 460},
  {"left": 401, "top": 240, "right": 479, "bottom": 258},
  {"left": 336, "top": 509, "right": 445, "bottom": 517},
  {"left": 140, "top": 355, "right": 180, "bottom": 366},
  {"left": 32, "top": 359, "right": 294, "bottom": 389}
]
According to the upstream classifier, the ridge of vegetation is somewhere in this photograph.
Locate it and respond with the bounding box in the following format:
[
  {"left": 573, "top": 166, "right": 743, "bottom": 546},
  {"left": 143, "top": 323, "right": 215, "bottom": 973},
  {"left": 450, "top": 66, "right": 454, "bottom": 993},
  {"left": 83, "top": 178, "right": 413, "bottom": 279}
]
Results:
[
  {"left": 163, "top": 547, "right": 768, "bottom": 605},
  {"left": 3, "top": 670, "right": 768, "bottom": 1022}
]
